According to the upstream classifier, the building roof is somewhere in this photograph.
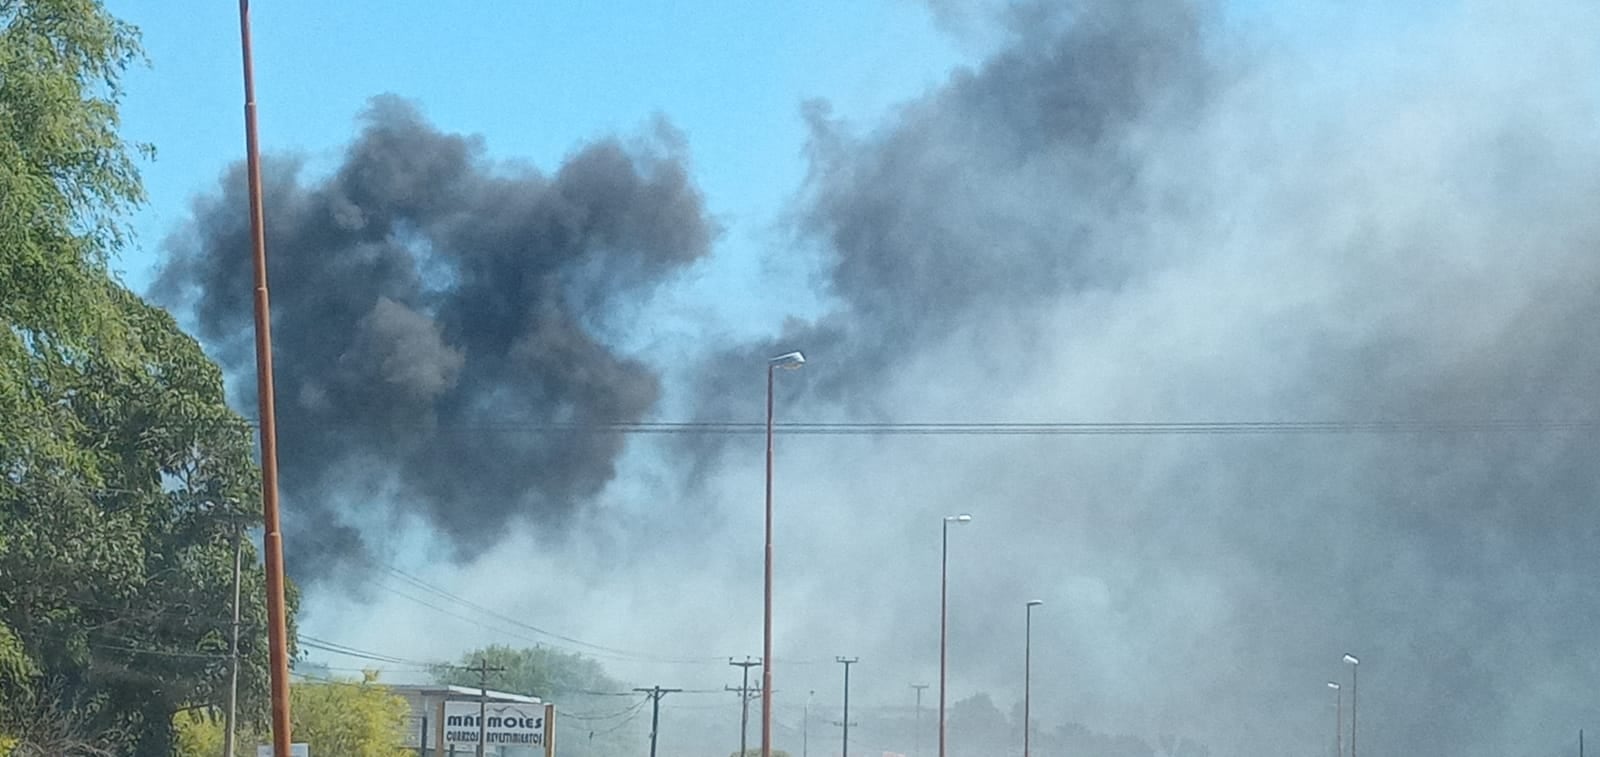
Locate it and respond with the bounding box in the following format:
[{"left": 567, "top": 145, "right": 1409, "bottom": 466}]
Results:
[{"left": 387, "top": 683, "right": 542, "bottom": 705}]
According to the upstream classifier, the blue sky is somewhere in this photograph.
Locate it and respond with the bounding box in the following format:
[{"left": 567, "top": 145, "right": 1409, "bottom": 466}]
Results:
[
  {"left": 102, "top": 1, "right": 1448, "bottom": 329},
  {"left": 105, "top": 0, "right": 968, "bottom": 305},
  {"left": 102, "top": 1, "right": 1449, "bottom": 310}
]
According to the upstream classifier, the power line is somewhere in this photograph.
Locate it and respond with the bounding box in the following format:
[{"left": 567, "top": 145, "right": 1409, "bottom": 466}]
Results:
[
  {"left": 22, "top": 626, "right": 231, "bottom": 661},
  {"left": 375, "top": 563, "right": 726, "bottom": 664},
  {"left": 561, "top": 702, "right": 654, "bottom": 722},
  {"left": 293, "top": 632, "right": 737, "bottom": 704},
  {"left": 89, "top": 640, "right": 230, "bottom": 660},
  {"left": 248, "top": 418, "right": 1600, "bottom": 436},
  {"left": 278, "top": 510, "right": 729, "bottom": 667},
  {"left": 585, "top": 698, "right": 650, "bottom": 738},
  {"left": 297, "top": 636, "right": 441, "bottom": 668}
]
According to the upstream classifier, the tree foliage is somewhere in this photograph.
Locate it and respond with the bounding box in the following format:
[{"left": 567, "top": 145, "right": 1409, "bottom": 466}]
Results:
[
  {"left": 0, "top": 1, "right": 292, "bottom": 753},
  {"left": 170, "top": 709, "right": 222, "bottom": 757},
  {"left": 176, "top": 674, "right": 410, "bottom": 757},
  {"left": 0, "top": 682, "right": 128, "bottom": 756},
  {"left": 0, "top": 0, "right": 147, "bottom": 336},
  {"left": 432, "top": 645, "right": 623, "bottom": 699}
]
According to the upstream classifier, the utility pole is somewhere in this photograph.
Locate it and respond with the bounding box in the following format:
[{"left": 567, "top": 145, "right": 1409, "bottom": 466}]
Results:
[
  {"left": 836, "top": 658, "right": 859, "bottom": 757},
  {"left": 910, "top": 684, "right": 928, "bottom": 757},
  {"left": 635, "top": 686, "right": 681, "bottom": 757},
  {"left": 729, "top": 658, "right": 762, "bottom": 757},
  {"left": 475, "top": 658, "right": 507, "bottom": 757},
  {"left": 223, "top": 521, "right": 243, "bottom": 757}
]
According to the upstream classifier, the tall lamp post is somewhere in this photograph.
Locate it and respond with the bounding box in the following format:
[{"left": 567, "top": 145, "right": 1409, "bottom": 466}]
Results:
[
  {"left": 1342, "top": 654, "right": 1359, "bottom": 757},
  {"left": 1327, "top": 681, "right": 1342, "bottom": 757},
  {"left": 939, "top": 514, "right": 972, "bottom": 757},
  {"left": 1024, "top": 600, "right": 1043, "bottom": 757},
  {"left": 236, "top": 3, "right": 292, "bottom": 755},
  {"left": 762, "top": 350, "right": 805, "bottom": 757}
]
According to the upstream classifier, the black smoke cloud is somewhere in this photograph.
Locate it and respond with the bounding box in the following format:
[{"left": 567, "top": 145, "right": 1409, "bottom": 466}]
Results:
[
  {"left": 685, "top": 1, "right": 1600, "bottom": 755},
  {"left": 693, "top": 0, "right": 1214, "bottom": 423},
  {"left": 158, "top": 96, "right": 714, "bottom": 578}
]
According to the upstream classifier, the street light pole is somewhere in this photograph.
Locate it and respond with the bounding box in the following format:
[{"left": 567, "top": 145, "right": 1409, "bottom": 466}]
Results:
[
  {"left": 1327, "top": 681, "right": 1342, "bottom": 757},
  {"left": 763, "top": 351, "right": 804, "bottom": 757},
  {"left": 939, "top": 514, "right": 972, "bottom": 757},
  {"left": 235, "top": 3, "right": 292, "bottom": 755},
  {"left": 1343, "top": 653, "right": 1360, "bottom": 757},
  {"left": 1024, "top": 600, "right": 1043, "bottom": 757}
]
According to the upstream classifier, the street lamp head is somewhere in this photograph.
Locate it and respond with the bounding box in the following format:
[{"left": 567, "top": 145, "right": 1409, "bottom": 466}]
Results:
[
  {"left": 1327, "top": 681, "right": 1341, "bottom": 690},
  {"left": 1343, "top": 653, "right": 1360, "bottom": 665},
  {"left": 1027, "top": 600, "right": 1044, "bottom": 607},
  {"left": 945, "top": 514, "right": 973, "bottom": 523},
  {"left": 769, "top": 351, "right": 806, "bottom": 369}
]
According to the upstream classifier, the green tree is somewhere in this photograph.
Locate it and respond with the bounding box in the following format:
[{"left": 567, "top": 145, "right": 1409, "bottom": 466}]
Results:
[
  {"left": 176, "top": 674, "right": 410, "bottom": 757},
  {"left": 0, "top": 1, "right": 293, "bottom": 753},
  {"left": 171, "top": 710, "right": 222, "bottom": 757},
  {"left": 0, "top": 0, "right": 146, "bottom": 338},
  {"left": 432, "top": 645, "right": 623, "bottom": 699},
  {"left": 0, "top": 286, "right": 292, "bottom": 754}
]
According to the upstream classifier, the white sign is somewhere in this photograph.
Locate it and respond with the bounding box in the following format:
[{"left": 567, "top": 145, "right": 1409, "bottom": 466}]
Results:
[
  {"left": 443, "top": 700, "right": 546, "bottom": 748},
  {"left": 255, "top": 745, "right": 309, "bottom": 757}
]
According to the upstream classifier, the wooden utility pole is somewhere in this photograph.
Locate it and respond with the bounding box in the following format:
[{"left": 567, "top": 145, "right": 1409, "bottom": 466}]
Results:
[
  {"left": 836, "top": 658, "right": 858, "bottom": 757},
  {"left": 634, "top": 686, "right": 682, "bottom": 757},
  {"left": 728, "top": 657, "right": 761, "bottom": 757},
  {"left": 475, "top": 659, "right": 506, "bottom": 757}
]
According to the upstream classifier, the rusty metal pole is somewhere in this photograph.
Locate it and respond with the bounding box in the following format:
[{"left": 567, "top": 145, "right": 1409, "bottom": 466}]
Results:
[{"left": 236, "top": 2, "right": 293, "bottom": 755}]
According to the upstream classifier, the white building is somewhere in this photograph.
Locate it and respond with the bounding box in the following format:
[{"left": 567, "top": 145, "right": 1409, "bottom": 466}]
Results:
[{"left": 391, "top": 684, "right": 553, "bottom": 757}]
